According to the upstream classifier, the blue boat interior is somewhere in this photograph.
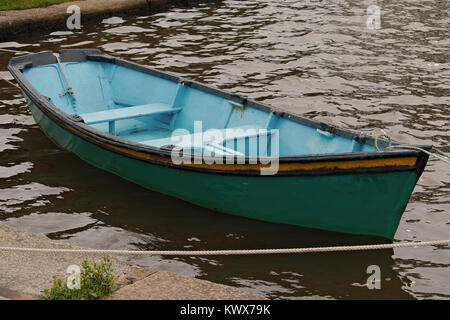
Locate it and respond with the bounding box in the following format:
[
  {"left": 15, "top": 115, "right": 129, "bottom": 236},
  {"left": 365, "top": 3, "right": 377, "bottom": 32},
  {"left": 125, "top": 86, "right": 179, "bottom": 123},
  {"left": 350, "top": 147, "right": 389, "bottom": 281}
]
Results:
[{"left": 23, "top": 60, "right": 376, "bottom": 156}]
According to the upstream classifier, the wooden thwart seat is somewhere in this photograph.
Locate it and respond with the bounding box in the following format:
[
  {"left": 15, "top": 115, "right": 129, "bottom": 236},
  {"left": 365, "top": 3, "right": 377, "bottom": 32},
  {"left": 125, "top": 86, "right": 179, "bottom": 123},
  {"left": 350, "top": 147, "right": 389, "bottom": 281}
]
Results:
[
  {"left": 141, "top": 125, "right": 274, "bottom": 156},
  {"left": 79, "top": 103, "right": 181, "bottom": 134}
]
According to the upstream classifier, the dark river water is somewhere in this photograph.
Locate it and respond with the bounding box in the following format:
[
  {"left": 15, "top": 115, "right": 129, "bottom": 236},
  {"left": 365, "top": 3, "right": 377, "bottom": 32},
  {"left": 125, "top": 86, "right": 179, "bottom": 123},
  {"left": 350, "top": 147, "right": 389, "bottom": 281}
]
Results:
[{"left": 0, "top": 0, "right": 448, "bottom": 299}]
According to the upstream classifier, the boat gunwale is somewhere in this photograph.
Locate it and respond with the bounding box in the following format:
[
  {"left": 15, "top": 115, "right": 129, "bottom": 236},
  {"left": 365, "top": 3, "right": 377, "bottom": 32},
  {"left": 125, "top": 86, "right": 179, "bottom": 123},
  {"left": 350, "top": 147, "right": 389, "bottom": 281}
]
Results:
[{"left": 8, "top": 49, "right": 431, "bottom": 177}]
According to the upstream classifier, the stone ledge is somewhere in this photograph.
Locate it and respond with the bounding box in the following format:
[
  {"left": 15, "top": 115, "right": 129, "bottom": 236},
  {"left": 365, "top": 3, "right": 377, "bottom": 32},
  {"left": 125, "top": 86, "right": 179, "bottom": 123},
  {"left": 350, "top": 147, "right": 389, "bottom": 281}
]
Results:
[
  {"left": 0, "top": 222, "right": 265, "bottom": 300},
  {"left": 0, "top": 0, "right": 201, "bottom": 41},
  {"left": 103, "top": 271, "right": 266, "bottom": 300}
]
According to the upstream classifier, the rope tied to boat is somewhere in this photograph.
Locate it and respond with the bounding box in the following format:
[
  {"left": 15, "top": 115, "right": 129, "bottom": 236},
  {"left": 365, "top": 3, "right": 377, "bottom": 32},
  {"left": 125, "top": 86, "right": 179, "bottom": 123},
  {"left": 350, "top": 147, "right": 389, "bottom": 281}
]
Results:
[
  {"left": 375, "top": 133, "right": 450, "bottom": 165},
  {"left": 387, "top": 145, "right": 450, "bottom": 165},
  {"left": 55, "top": 55, "right": 76, "bottom": 100},
  {"left": 0, "top": 239, "right": 448, "bottom": 256},
  {"left": 1, "top": 49, "right": 77, "bottom": 110}
]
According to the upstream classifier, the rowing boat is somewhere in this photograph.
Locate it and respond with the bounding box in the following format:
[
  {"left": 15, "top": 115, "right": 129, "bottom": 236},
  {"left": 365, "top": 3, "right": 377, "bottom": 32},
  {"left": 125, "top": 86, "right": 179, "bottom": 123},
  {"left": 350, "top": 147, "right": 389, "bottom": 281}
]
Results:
[{"left": 8, "top": 49, "right": 431, "bottom": 239}]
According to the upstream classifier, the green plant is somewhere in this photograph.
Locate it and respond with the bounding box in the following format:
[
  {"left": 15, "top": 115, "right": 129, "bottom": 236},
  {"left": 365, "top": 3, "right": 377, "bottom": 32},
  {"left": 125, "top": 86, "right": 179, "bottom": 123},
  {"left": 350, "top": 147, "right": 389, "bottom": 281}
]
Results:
[
  {"left": 41, "top": 256, "right": 115, "bottom": 300},
  {"left": 0, "top": 0, "right": 77, "bottom": 11}
]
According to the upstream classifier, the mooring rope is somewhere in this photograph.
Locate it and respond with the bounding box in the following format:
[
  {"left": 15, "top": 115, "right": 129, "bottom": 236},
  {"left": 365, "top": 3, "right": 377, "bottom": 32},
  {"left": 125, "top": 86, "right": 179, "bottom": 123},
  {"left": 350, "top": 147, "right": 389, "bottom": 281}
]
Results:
[
  {"left": 374, "top": 132, "right": 450, "bottom": 165},
  {"left": 55, "top": 55, "right": 76, "bottom": 99},
  {"left": 388, "top": 145, "right": 450, "bottom": 165},
  {"left": 0, "top": 240, "right": 448, "bottom": 256}
]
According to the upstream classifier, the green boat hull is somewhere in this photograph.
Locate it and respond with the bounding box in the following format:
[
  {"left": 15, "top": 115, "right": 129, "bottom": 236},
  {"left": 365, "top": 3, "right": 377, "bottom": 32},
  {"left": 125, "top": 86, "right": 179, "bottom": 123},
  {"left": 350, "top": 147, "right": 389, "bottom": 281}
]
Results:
[{"left": 27, "top": 95, "right": 418, "bottom": 239}]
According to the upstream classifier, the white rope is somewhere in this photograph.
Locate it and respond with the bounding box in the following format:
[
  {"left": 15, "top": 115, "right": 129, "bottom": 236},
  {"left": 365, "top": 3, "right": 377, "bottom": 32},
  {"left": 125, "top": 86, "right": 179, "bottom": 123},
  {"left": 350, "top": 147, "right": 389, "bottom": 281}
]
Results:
[
  {"left": 55, "top": 55, "right": 76, "bottom": 100},
  {"left": 387, "top": 145, "right": 450, "bottom": 165},
  {"left": 374, "top": 132, "right": 450, "bottom": 165},
  {"left": 374, "top": 133, "right": 392, "bottom": 151},
  {"left": 0, "top": 240, "right": 448, "bottom": 256},
  {"left": 432, "top": 146, "right": 450, "bottom": 159}
]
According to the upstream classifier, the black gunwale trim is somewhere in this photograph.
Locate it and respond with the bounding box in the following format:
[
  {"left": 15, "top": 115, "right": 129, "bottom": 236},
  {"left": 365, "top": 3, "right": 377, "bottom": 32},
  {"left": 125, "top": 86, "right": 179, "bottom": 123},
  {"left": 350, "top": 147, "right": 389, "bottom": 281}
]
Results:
[
  {"left": 413, "top": 149, "right": 430, "bottom": 181},
  {"left": 8, "top": 49, "right": 431, "bottom": 177}
]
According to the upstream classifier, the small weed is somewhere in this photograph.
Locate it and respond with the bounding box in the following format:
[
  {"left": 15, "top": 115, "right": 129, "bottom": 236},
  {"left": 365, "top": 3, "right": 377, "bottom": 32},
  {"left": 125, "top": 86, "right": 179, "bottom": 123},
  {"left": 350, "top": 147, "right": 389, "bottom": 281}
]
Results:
[{"left": 41, "top": 256, "right": 115, "bottom": 300}]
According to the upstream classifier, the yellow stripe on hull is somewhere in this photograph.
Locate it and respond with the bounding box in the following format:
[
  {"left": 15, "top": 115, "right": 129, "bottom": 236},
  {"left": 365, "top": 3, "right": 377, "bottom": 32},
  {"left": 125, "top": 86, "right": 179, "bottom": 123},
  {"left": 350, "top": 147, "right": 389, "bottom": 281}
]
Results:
[{"left": 54, "top": 115, "right": 418, "bottom": 173}]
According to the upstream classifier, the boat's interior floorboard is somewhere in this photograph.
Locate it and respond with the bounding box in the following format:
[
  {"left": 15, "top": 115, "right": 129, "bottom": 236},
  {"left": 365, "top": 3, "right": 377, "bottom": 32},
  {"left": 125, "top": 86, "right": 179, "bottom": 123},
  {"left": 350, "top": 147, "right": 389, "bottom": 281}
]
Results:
[
  {"left": 119, "top": 127, "right": 174, "bottom": 144},
  {"left": 90, "top": 119, "right": 146, "bottom": 137}
]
